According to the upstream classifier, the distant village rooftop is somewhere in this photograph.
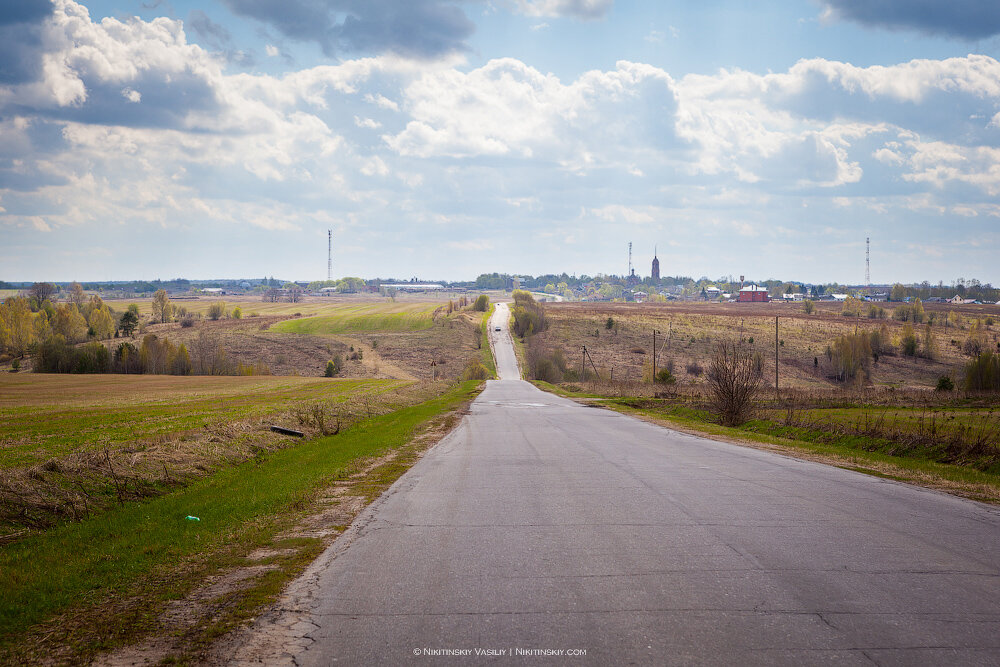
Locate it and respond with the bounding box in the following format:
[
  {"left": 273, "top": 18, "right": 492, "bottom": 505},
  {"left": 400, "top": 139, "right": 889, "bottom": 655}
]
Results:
[{"left": 391, "top": 283, "right": 445, "bottom": 291}]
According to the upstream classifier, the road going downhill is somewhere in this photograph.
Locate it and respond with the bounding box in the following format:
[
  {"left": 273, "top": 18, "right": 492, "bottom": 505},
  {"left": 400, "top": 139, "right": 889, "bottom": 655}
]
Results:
[{"left": 241, "top": 303, "right": 1000, "bottom": 665}]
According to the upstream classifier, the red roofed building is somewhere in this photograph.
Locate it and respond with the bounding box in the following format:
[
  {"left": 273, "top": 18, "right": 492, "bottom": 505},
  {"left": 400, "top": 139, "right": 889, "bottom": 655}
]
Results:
[{"left": 738, "top": 285, "right": 770, "bottom": 302}]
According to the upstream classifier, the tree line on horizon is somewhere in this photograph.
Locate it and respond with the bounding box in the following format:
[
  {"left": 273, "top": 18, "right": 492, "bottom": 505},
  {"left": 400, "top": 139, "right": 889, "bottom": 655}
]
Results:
[{"left": 4, "top": 274, "right": 997, "bottom": 303}]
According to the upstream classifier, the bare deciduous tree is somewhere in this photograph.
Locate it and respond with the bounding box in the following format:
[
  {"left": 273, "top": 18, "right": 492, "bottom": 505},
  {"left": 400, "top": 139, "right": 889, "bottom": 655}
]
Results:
[
  {"left": 706, "top": 340, "right": 762, "bottom": 426},
  {"left": 29, "top": 282, "right": 55, "bottom": 303},
  {"left": 152, "top": 289, "right": 172, "bottom": 323},
  {"left": 68, "top": 281, "right": 86, "bottom": 308}
]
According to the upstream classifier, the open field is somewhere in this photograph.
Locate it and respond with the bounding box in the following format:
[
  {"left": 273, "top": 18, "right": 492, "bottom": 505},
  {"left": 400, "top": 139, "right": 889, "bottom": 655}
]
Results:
[
  {"left": 0, "top": 373, "right": 407, "bottom": 469},
  {"left": 270, "top": 302, "right": 439, "bottom": 334},
  {"left": 0, "top": 371, "right": 449, "bottom": 538},
  {"left": 101, "top": 290, "right": 499, "bottom": 318},
  {"left": 0, "top": 381, "right": 482, "bottom": 665},
  {"left": 534, "top": 301, "right": 998, "bottom": 390}
]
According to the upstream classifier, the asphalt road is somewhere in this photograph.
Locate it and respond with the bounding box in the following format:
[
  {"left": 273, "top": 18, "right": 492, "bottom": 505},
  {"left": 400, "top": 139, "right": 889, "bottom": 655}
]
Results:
[
  {"left": 274, "top": 306, "right": 1000, "bottom": 665},
  {"left": 488, "top": 302, "right": 520, "bottom": 380}
]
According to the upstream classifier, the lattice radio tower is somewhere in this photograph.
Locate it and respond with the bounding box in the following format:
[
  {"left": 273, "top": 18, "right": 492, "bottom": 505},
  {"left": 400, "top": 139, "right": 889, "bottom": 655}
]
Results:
[
  {"left": 327, "top": 230, "right": 332, "bottom": 282},
  {"left": 628, "top": 241, "right": 633, "bottom": 277},
  {"left": 865, "top": 237, "right": 870, "bottom": 292}
]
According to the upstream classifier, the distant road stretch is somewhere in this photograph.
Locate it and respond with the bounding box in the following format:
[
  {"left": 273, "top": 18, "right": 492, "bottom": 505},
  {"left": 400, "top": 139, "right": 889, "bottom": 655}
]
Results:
[{"left": 488, "top": 302, "right": 520, "bottom": 380}]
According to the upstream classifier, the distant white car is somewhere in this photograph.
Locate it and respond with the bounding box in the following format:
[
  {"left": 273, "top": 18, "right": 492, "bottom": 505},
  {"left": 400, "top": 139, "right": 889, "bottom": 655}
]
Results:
[{"left": 494, "top": 326, "right": 501, "bottom": 331}]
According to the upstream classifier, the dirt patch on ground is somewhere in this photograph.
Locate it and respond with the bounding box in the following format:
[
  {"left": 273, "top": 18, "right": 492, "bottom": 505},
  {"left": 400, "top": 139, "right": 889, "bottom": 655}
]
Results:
[
  {"left": 91, "top": 395, "right": 476, "bottom": 666},
  {"left": 101, "top": 566, "right": 280, "bottom": 667}
]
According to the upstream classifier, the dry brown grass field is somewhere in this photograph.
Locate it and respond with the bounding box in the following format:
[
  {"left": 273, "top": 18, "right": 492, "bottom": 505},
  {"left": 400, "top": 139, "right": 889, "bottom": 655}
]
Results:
[
  {"left": 534, "top": 300, "right": 1000, "bottom": 390},
  {"left": 94, "top": 295, "right": 491, "bottom": 382}
]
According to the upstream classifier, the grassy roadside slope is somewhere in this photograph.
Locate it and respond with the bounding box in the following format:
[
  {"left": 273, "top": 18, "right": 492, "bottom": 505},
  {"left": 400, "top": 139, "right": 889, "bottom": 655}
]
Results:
[
  {"left": 480, "top": 303, "right": 497, "bottom": 378},
  {"left": 0, "top": 381, "right": 482, "bottom": 664}
]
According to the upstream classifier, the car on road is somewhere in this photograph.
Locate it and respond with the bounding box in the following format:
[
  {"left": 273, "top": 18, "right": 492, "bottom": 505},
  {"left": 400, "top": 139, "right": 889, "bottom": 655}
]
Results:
[{"left": 494, "top": 326, "right": 501, "bottom": 331}]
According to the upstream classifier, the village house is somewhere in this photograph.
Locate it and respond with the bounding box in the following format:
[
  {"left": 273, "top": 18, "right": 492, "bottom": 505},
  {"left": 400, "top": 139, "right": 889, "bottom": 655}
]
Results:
[{"left": 737, "top": 285, "right": 770, "bottom": 303}]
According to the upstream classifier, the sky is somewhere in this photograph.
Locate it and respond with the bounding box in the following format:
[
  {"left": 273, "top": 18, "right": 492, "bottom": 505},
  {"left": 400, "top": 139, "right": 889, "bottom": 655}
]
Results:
[{"left": 2, "top": 0, "right": 1000, "bottom": 285}]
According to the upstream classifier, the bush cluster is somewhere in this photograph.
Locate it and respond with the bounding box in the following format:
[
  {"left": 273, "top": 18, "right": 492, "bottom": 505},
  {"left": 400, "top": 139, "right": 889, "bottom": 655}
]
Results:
[
  {"left": 35, "top": 335, "right": 193, "bottom": 375},
  {"left": 34, "top": 331, "right": 262, "bottom": 376},
  {"left": 472, "top": 294, "right": 490, "bottom": 312},
  {"left": 706, "top": 341, "right": 762, "bottom": 426},
  {"left": 528, "top": 345, "right": 568, "bottom": 383},
  {"left": 325, "top": 355, "right": 343, "bottom": 377},
  {"left": 892, "top": 299, "right": 925, "bottom": 323},
  {"left": 826, "top": 332, "right": 872, "bottom": 382},
  {"left": 964, "top": 351, "right": 1000, "bottom": 391},
  {"left": 461, "top": 358, "right": 490, "bottom": 380},
  {"left": 511, "top": 290, "right": 548, "bottom": 338}
]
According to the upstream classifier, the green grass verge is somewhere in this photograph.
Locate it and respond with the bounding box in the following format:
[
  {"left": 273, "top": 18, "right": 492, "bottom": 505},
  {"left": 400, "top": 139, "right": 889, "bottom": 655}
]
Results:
[
  {"left": 480, "top": 304, "right": 497, "bottom": 379},
  {"left": 530, "top": 380, "right": 603, "bottom": 399},
  {"left": 270, "top": 303, "right": 438, "bottom": 335},
  {"left": 788, "top": 405, "right": 1000, "bottom": 441},
  {"left": 0, "top": 380, "right": 481, "bottom": 662}
]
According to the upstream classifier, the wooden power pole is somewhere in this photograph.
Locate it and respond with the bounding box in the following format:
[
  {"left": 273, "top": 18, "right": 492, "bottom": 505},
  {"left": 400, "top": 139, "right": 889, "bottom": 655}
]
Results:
[
  {"left": 652, "top": 329, "right": 657, "bottom": 381},
  {"left": 775, "top": 316, "right": 779, "bottom": 399}
]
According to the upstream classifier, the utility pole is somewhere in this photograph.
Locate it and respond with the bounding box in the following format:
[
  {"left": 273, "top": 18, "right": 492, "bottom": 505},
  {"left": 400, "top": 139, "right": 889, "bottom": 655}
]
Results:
[
  {"left": 586, "top": 348, "right": 601, "bottom": 382},
  {"left": 581, "top": 345, "right": 587, "bottom": 382},
  {"left": 652, "top": 329, "right": 657, "bottom": 381},
  {"left": 775, "top": 316, "right": 779, "bottom": 399},
  {"left": 866, "top": 236, "right": 871, "bottom": 295}
]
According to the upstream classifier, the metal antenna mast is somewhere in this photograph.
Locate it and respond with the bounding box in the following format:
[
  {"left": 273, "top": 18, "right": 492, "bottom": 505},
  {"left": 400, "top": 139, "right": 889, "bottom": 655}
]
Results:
[
  {"left": 628, "top": 241, "right": 633, "bottom": 277},
  {"left": 327, "top": 229, "right": 332, "bottom": 282},
  {"left": 865, "top": 237, "right": 870, "bottom": 292}
]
